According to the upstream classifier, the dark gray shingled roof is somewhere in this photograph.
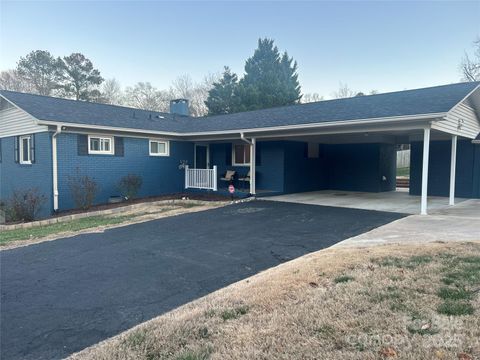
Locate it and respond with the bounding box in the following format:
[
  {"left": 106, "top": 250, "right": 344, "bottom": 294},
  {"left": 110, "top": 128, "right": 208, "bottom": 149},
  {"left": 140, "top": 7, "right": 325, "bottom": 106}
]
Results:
[{"left": 1, "top": 81, "right": 479, "bottom": 134}]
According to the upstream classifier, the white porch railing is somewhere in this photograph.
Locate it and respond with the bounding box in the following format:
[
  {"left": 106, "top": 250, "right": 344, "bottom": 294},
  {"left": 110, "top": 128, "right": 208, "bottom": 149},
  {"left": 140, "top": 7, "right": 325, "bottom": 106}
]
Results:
[{"left": 185, "top": 165, "right": 217, "bottom": 191}]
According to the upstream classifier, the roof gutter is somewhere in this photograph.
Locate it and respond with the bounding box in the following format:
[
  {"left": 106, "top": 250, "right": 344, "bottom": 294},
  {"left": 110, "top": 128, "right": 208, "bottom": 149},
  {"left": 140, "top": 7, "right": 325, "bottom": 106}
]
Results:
[
  {"left": 36, "top": 112, "right": 445, "bottom": 139},
  {"left": 240, "top": 132, "right": 252, "bottom": 145}
]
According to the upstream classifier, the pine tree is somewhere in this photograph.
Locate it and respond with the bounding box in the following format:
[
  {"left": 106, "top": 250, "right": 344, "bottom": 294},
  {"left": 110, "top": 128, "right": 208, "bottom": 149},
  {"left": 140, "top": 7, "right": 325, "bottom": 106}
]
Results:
[
  {"left": 236, "top": 38, "right": 302, "bottom": 111},
  {"left": 16, "top": 50, "right": 63, "bottom": 96},
  {"left": 205, "top": 67, "right": 239, "bottom": 115},
  {"left": 59, "top": 53, "right": 104, "bottom": 101}
]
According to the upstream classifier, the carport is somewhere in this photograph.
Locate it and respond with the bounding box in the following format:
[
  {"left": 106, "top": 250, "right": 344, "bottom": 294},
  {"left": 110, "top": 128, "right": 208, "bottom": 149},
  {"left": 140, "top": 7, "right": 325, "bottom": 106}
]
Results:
[
  {"left": 248, "top": 126, "right": 465, "bottom": 215},
  {"left": 185, "top": 83, "right": 480, "bottom": 215}
]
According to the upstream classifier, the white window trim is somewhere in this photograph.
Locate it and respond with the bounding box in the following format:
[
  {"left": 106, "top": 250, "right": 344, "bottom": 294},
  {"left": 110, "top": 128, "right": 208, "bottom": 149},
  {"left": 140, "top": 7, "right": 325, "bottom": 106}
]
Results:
[
  {"left": 19, "top": 135, "right": 32, "bottom": 164},
  {"left": 88, "top": 135, "right": 114, "bottom": 155},
  {"left": 149, "top": 139, "right": 170, "bottom": 157},
  {"left": 232, "top": 143, "right": 251, "bottom": 166}
]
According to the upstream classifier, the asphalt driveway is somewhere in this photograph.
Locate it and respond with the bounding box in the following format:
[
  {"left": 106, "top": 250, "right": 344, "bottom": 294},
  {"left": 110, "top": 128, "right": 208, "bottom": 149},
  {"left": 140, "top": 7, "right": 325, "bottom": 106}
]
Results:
[{"left": 0, "top": 200, "right": 405, "bottom": 359}]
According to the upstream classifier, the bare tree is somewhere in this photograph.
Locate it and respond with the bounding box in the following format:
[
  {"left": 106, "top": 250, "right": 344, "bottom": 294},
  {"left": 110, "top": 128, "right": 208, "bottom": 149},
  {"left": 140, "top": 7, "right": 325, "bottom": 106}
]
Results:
[
  {"left": 460, "top": 37, "right": 480, "bottom": 82},
  {"left": 170, "top": 73, "right": 219, "bottom": 117},
  {"left": 0, "top": 69, "right": 33, "bottom": 92},
  {"left": 301, "top": 93, "right": 323, "bottom": 103},
  {"left": 124, "top": 82, "right": 170, "bottom": 112},
  {"left": 332, "top": 82, "right": 356, "bottom": 99},
  {"left": 100, "top": 78, "right": 124, "bottom": 105}
]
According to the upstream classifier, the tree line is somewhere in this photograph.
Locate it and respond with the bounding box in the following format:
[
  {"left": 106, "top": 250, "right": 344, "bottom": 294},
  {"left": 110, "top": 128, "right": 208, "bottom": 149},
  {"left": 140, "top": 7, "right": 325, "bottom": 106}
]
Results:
[
  {"left": 1, "top": 37, "right": 479, "bottom": 117},
  {"left": 0, "top": 50, "right": 217, "bottom": 117}
]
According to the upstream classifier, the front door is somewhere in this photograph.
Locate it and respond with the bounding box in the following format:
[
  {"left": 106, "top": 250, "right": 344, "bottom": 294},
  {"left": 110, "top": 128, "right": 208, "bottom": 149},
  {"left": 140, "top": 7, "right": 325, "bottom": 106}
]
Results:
[{"left": 195, "top": 145, "right": 208, "bottom": 169}]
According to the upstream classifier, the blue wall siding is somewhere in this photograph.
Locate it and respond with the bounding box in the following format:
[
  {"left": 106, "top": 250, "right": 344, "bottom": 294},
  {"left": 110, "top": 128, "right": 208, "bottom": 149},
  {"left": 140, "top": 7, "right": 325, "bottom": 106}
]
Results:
[
  {"left": 209, "top": 141, "right": 285, "bottom": 192},
  {"left": 410, "top": 140, "right": 480, "bottom": 198},
  {"left": 325, "top": 143, "right": 396, "bottom": 192},
  {"left": 57, "top": 133, "right": 194, "bottom": 210},
  {"left": 473, "top": 145, "right": 480, "bottom": 198},
  {"left": 283, "top": 142, "right": 327, "bottom": 193},
  {"left": 208, "top": 141, "right": 396, "bottom": 194},
  {"left": 0, "top": 132, "right": 53, "bottom": 219}
]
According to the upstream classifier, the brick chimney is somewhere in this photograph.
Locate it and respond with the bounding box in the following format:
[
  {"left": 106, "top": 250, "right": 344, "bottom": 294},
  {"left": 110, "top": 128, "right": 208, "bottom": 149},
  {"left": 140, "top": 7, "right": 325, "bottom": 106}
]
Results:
[{"left": 170, "top": 99, "right": 189, "bottom": 116}]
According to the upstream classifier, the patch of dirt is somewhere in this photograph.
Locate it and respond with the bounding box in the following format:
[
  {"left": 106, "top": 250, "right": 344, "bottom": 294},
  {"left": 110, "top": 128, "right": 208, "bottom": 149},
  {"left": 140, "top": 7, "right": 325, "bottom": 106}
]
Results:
[{"left": 52, "top": 193, "right": 235, "bottom": 217}]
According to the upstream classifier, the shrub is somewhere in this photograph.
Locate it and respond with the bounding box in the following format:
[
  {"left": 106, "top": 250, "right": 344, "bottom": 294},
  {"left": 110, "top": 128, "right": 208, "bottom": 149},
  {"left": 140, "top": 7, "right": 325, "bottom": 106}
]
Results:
[
  {"left": 334, "top": 275, "right": 354, "bottom": 283},
  {"left": 117, "top": 174, "right": 142, "bottom": 200},
  {"left": 5, "top": 188, "right": 47, "bottom": 222},
  {"left": 68, "top": 170, "right": 99, "bottom": 210}
]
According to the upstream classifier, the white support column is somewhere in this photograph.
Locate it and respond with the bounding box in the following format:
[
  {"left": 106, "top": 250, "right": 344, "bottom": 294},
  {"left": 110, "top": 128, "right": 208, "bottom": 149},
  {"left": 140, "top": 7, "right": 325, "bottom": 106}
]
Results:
[
  {"left": 184, "top": 165, "right": 189, "bottom": 189},
  {"left": 250, "top": 138, "right": 256, "bottom": 195},
  {"left": 52, "top": 135, "right": 59, "bottom": 211},
  {"left": 213, "top": 165, "right": 218, "bottom": 191},
  {"left": 420, "top": 127, "right": 430, "bottom": 215},
  {"left": 52, "top": 125, "right": 62, "bottom": 212},
  {"left": 449, "top": 135, "right": 457, "bottom": 206}
]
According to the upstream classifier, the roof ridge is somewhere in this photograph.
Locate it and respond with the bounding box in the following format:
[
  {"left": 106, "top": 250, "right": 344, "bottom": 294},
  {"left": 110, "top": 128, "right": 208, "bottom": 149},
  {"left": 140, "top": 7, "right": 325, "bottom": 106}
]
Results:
[
  {"left": 201, "top": 81, "right": 480, "bottom": 119},
  {"left": 2, "top": 81, "right": 478, "bottom": 121}
]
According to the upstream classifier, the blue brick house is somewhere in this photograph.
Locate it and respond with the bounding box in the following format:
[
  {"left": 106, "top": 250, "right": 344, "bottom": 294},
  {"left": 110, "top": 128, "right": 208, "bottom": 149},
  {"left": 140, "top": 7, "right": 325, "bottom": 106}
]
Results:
[{"left": 1, "top": 81, "right": 479, "bottom": 218}]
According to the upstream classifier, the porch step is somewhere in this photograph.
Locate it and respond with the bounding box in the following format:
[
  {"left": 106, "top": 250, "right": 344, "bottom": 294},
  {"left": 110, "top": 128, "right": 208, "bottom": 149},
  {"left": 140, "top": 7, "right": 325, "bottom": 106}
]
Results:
[{"left": 396, "top": 177, "right": 410, "bottom": 188}]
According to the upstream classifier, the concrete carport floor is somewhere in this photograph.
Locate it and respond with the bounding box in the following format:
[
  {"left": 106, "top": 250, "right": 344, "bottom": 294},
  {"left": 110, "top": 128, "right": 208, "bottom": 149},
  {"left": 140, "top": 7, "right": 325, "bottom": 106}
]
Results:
[
  {"left": 333, "top": 199, "right": 480, "bottom": 248},
  {"left": 267, "top": 190, "right": 468, "bottom": 214}
]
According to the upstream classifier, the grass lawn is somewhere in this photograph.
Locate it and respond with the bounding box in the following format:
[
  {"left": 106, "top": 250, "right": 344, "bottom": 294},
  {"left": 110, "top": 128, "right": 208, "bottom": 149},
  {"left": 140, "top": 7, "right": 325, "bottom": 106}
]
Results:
[
  {"left": 0, "top": 202, "right": 209, "bottom": 247},
  {"left": 70, "top": 241, "right": 480, "bottom": 360},
  {"left": 396, "top": 167, "right": 410, "bottom": 177},
  {"left": 0, "top": 215, "right": 130, "bottom": 245}
]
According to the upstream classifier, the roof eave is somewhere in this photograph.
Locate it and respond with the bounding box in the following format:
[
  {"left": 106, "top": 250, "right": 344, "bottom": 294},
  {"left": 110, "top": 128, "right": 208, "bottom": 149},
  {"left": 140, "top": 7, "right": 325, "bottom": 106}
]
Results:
[{"left": 36, "top": 112, "right": 444, "bottom": 139}]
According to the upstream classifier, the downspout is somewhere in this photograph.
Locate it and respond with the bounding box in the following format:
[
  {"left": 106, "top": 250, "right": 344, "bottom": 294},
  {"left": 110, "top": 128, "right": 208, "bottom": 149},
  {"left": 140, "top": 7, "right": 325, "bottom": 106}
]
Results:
[
  {"left": 240, "top": 133, "right": 256, "bottom": 195},
  {"left": 52, "top": 125, "right": 62, "bottom": 212},
  {"left": 240, "top": 132, "right": 252, "bottom": 145}
]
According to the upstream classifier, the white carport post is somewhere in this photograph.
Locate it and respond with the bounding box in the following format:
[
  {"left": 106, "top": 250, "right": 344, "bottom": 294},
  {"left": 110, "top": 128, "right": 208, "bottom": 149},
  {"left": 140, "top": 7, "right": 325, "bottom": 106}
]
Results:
[
  {"left": 449, "top": 135, "right": 457, "bottom": 206},
  {"left": 250, "top": 138, "right": 256, "bottom": 195},
  {"left": 420, "top": 127, "right": 431, "bottom": 215}
]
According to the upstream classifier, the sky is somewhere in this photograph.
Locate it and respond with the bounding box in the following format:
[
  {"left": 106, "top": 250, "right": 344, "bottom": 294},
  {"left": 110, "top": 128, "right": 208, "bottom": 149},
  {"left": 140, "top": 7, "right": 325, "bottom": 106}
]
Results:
[{"left": 0, "top": 0, "right": 479, "bottom": 98}]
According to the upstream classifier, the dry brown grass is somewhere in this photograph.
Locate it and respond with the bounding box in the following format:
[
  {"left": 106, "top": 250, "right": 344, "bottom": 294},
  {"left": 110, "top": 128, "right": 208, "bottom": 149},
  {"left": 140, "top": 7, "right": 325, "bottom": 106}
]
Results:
[
  {"left": 70, "top": 241, "right": 480, "bottom": 360},
  {"left": 1, "top": 201, "right": 226, "bottom": 250}
]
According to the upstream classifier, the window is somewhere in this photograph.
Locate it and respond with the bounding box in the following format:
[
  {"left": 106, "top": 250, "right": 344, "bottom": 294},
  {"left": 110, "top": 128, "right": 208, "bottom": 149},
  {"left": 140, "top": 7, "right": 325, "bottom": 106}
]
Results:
[
  {"left": 232, "top": 144, "right": 250, "bottom": 166},
  {"left": 88, "top": 136, "right": 114, "bottom": 155},
  {"left": 149, "top": 140, "right": 169, "bottom": 156},
  {"left": 19, "top": 135, "right": 31, "bottom": 164}
]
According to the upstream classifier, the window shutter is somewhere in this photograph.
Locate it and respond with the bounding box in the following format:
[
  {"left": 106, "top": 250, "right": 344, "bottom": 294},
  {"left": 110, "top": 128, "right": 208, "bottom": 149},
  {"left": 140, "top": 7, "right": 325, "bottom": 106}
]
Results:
[
  {"left": 225, "top": 143, "right": 232, "bottom": 166},
  {"left": 0, "top": 138, "right": 2, "bottom": 163},
  {"left": 14, "top": 136, "right": 19, "bottom": 163},
  {"left": 303, "top": 142, "right": 309, "bottom": 158},
  {"left": 255, "top": 142, "right": 261, "bottom": 166},
  {"left": 114, "top": 137, "right": 124, "bottom": 157},
  {"left": 30, "top": 134, "right": 36, "bottom": 163},
  {"left": 77, "top": 134, "right": 88, "bottom": 155}
]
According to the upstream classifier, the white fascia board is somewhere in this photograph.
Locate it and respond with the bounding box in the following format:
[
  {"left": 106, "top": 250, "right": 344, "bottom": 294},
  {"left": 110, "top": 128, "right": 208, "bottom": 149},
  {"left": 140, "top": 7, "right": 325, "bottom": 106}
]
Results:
[
  {"left": 185, "top": 113, "right": 445, "bottom": 137},
  {"left": 37, "top": 112, "right": 445, "bottom": 140},
  {"left": 36, "top": 120, "right": 181, "bottom": 137}
]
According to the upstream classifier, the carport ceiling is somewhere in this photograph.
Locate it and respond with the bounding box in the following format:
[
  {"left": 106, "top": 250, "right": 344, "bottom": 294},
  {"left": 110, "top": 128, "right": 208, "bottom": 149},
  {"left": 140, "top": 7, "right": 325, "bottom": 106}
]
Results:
[{"left": 260, "top": 128, "right": 454, "bottom": 145}]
